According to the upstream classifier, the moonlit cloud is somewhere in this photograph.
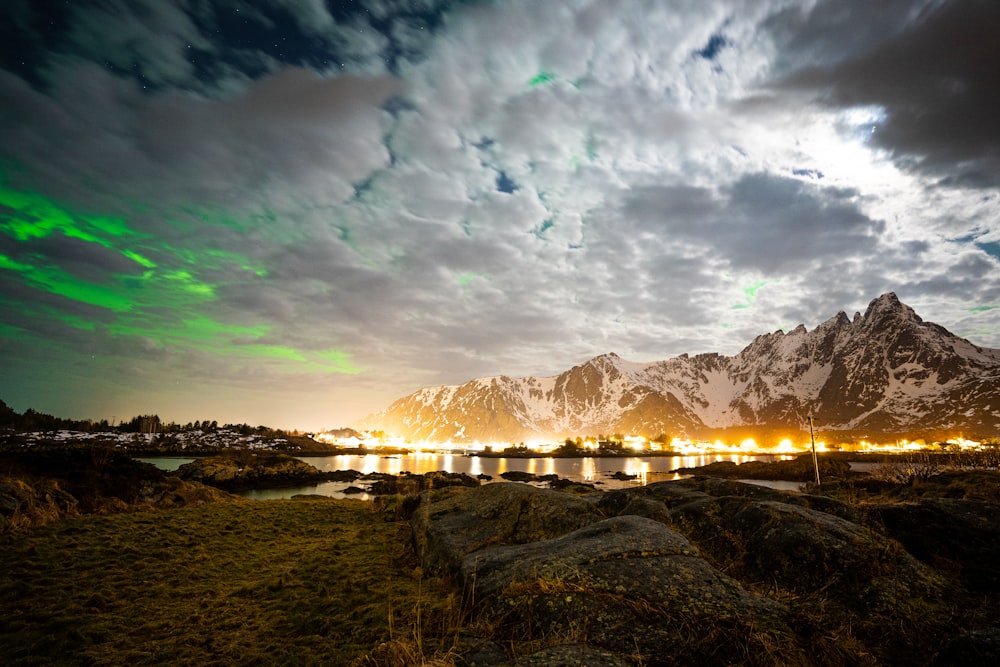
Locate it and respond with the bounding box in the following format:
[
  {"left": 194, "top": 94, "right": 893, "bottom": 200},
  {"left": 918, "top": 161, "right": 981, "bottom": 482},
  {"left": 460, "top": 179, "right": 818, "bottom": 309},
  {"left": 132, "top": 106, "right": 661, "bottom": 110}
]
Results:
[{"left": 1, "top": 0, "right": 998, "bottom": 429}]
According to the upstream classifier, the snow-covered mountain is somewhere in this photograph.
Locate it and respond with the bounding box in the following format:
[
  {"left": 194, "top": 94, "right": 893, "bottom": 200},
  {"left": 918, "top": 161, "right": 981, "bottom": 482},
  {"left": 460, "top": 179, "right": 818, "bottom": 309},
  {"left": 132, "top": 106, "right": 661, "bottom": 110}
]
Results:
[{"left": 354, "top": 294, "right": 1000, "bottom": 442}]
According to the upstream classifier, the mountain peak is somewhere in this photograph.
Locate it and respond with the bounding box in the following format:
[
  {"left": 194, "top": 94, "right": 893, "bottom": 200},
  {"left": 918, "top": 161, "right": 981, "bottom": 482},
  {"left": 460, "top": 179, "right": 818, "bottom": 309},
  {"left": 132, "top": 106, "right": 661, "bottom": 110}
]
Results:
[
  {"left": 861, "top": 292, "right": 922, "bottom": 327},
  {"left": 355, "top": 294, "right": 1000, "bottom": 441}
]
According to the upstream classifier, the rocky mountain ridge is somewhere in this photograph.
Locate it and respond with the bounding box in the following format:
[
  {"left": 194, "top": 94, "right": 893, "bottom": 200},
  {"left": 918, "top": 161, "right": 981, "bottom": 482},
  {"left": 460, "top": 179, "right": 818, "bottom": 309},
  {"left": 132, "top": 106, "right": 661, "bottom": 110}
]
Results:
[{"left": 355, "top": 293, "right": 1000, "bottom": 442}]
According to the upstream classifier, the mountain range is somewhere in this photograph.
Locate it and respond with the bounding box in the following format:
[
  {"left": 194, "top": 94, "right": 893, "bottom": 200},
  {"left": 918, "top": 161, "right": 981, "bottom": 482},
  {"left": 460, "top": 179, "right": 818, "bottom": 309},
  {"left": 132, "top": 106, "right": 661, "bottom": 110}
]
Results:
[{"left": 354, "top": 294, "right": 1000, "bottom": 443}]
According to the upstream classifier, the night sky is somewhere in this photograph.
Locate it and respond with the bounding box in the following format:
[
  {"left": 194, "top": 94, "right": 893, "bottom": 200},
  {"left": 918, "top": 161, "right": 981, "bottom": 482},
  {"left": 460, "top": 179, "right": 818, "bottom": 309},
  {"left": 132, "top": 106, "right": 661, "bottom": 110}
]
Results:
[{"left": 1, "top": 0, "right": 998, "bottom": 430}]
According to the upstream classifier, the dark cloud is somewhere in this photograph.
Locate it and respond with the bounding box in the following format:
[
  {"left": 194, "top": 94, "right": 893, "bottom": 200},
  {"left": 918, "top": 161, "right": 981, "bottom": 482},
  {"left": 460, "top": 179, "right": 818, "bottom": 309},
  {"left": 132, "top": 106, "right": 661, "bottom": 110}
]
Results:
[
  {"left": 779, "top": 0, "right": 1000, "bottom": 187},
  {"left": 63, "top": 0, "right": 208, "bottom": 87},
  {"left": 763, "top": 0, "right": 927, "bottom": 74},
  {"left": 0, "top": 64, "right": 399, "bottom": 212},
  {"left": 621, "top": 174, "right": 883, "bottom": 274},
  {"left": 22, "top": 234, "right": 143, "bottom": 282}
]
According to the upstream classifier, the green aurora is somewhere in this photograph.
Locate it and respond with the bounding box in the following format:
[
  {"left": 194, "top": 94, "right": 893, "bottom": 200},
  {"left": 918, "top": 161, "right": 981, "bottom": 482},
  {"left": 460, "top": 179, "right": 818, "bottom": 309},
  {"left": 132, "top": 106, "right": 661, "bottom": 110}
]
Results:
[{"left": 0, "top": 180, "right": 360, "bottom": 376}]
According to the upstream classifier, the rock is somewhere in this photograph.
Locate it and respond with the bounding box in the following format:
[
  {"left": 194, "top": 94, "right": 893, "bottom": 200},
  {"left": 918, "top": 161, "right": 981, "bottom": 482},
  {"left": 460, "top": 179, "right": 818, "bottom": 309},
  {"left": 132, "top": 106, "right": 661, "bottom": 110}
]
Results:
[
  {"left": 660, "top": 479, "right": 949, "bottom": 663},
  {"left": 409, "top": 474, "right": 993, "bottom": 667},
  {"left": 670, "top": 493, "right": 943, "bottom": 599},
  {"left": 176, "top": 453, "right": 326, "bottom": 490},
  {"left": 0, "top": 478, "right": 78, "bottom": 519},
  {"left": 450, "top": 636, "right": 508, "bottom": 666},
  {"left": 932, "top": 627, "right": 1000, "bottom": 666},
  {"left": 739, "top": 500, "right": 896, "bottom": 588},
  {"left": 366, "top": 471, "right": 481, "bottom": 495},
  {"left": 680, "top": 476, "right": 791, "bottom": 500},
  {"left": 411, "top": 482, "right": 605, "bottom": 573},
  {"left": 596, "top": 488, "right": 671, "bottom": 524},
  {"left": 499, "top": 471, "right": 536, "bottom": 482},
  {"left": 461, "top": 515, "right": 795, "bottom": 662},
  {"left": 673, "top": 454, "right": 852, "bottom": 481},
  {"left": 424, "top": 470, "right": 480, "bottom": 489},
  {"left": 327, "top": 469, "right": 363, "bottom": 482},
  {"left": 342, "top": 486, "right": 365, "bottom": 495},
  {"left": 177, "top": 456, "right": 241, "bottom": 483},
  {"left": 876, "top": 497, "right": 1000, "bottom": 593},
  {"left": 609, "top": 471, "right": 638, "bottom": 480},
  {"left": 513, "top": 644, "right": 631, "bottom": 666},
  {"left": 1, "top": 450, "right": 237, "bottom": 531},
  {"left": 547, "top": 477, "right": 596, "bottom": 491},
  {"left": 0, "top": 480, "right": 30, "bottom": 513},
  {"left": 135, "top": 476, "right": 238, "bottom": 508},
  {"left": 364, "top": 474, "right": 409, "bottom": 495}
]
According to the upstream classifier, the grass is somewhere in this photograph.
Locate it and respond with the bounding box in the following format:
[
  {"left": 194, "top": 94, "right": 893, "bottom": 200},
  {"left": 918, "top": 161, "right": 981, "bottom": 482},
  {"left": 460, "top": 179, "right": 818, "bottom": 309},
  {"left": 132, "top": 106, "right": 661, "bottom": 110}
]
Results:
[
  {"left": 0, "top": 498, "right": 458, "bottom": 666},
  {"left": 3, "top": 449, "right": 998, "bottom": 666}
]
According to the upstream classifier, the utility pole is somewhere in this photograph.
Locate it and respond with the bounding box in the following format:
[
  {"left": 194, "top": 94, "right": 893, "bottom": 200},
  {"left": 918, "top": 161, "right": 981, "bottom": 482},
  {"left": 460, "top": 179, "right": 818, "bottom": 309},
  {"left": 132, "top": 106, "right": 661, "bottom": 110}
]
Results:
[{"left": 808, "top": 415, "right": 820, "bottom": 486}]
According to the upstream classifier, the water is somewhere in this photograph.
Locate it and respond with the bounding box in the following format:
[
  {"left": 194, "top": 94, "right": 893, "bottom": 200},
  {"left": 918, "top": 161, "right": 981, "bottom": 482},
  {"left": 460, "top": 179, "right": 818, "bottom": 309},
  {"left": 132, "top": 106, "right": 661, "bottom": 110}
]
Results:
[
  {"left": 737, "top": 479, "right": 805, "bottom": 492},
  {"left": 140, "top": 453, "right": 795, "bottom": 499},
  {"left": 136, "top": 457, "right": 197, "bottom": 472}
]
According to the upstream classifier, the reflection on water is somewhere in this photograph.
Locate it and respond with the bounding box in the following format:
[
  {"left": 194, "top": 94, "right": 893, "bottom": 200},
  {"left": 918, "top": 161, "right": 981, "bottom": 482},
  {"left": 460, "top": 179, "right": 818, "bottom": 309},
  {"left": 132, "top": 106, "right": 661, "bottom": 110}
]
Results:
[
  {"left": 241, "top": 481, "right": 372, "bottom": 502},
  {"left": 295, "top": 452, "right": 795, "bottom": 499},
  {"left": 140, "top": 453, "right": 795, "bottom": 500},
  {"left": 736, "top": 479, "right": 804, "bottom": 492},
  {"left": 136, "top": 457, "right": 196, "bottom": 472}
]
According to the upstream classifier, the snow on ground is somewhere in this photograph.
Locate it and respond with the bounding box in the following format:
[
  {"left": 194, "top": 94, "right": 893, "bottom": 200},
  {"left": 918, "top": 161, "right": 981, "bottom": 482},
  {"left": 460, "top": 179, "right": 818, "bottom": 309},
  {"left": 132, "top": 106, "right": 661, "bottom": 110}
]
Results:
[{"left": 5, "top": 429, "right": 290, "bottom": 450}]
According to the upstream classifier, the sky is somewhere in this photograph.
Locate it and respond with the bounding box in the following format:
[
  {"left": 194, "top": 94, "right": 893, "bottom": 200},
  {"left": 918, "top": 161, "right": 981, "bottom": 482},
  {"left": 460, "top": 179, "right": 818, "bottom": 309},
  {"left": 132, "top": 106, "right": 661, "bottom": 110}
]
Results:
[{"left": 1, "top": 0, "right": 998, "bottom": 431}]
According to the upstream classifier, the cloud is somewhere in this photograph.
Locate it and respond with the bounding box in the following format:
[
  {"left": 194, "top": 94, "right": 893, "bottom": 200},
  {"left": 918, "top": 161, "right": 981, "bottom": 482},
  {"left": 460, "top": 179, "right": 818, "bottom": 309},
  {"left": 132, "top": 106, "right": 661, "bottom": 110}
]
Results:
[
  {"left": 61, "top": 0, "right": 210, "bottom": 87},
  {"left": 1, "top": 0, "right": 999, "bottom": 428},
  {"left": 777, "top": 0, "right": 1000, "bottom": 187},
  {"left": 618, "top": 173, "right": 885, "bottom": 275},
  {"left": 0, "top": 64, "right": 399, "bottom": 212}
]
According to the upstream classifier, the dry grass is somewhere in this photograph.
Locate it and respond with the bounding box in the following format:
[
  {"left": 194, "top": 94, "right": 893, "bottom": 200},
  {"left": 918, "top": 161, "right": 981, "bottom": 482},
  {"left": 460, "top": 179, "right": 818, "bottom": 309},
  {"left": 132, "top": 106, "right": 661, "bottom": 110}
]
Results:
[{"left": 0, "top": 498, "right": 459, "bottom": 666}]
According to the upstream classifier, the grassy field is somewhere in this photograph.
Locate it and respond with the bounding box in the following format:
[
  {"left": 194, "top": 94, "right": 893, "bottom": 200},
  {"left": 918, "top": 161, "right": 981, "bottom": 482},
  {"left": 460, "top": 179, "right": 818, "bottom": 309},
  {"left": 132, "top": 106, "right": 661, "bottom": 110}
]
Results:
[{"left": 0, "top": 498, "right": 458, "bottom": 666}]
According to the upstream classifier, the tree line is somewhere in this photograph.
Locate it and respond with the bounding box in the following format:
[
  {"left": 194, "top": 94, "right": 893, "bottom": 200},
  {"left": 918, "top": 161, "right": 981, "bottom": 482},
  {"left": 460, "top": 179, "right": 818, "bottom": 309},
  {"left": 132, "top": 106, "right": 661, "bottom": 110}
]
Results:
[{"left": 0, "top": 400, "right": 292, "bottom": 438}]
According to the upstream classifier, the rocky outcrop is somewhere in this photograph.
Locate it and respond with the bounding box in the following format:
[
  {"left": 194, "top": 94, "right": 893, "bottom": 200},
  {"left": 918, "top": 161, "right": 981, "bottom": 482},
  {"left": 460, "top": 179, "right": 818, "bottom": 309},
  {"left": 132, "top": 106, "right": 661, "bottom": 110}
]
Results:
[
  {"left": 932, "top": 627, "right": 1000, "bottom": 666},
  {"left": 876, "top": 497, "right": 1000, "bottom": 593},
  {"left": 363, "top": 470, "right": 479, "bottom": 494},
  {"left": 672, "top": 453, "right": 852, "bottom": 481},
  {"left": 461, "top": 514, "right": 797, "bottom": 663},
  {"left": 0, "top": 449, "right": 239, "bottom": 532},
  {"left": 411, "top": 483, "right": 604, "bottom": 574},
  {"left": 176, "top": 453, "right": 329, "bottom": 490},
  {"left": 411, "top": 478, "right": 989, "bottom": 666}
]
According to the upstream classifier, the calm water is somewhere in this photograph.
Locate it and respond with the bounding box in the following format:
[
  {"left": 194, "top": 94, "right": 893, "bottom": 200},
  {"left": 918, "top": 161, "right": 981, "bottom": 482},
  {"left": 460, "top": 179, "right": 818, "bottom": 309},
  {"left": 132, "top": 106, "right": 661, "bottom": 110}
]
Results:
[
  {"left": 140, "top": 453, "right": 796, "bottom": 499},
  {"left": 136, "top": 457, "right": 196, "bottom": 472}
]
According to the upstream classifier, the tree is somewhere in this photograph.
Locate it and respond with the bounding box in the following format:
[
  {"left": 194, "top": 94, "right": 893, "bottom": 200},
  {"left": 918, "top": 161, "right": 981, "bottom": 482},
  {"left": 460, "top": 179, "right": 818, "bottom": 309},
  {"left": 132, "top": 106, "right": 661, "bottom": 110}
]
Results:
[{"left": 555, "top": 439, "right": 583, "bottom": 456}]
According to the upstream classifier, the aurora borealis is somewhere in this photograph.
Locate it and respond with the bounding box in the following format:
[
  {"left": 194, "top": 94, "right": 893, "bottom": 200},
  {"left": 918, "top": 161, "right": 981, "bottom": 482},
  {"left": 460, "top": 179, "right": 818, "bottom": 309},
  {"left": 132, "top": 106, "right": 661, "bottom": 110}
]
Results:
[{"left": 2, "top": 1, "right": 999, "bottom": 429}]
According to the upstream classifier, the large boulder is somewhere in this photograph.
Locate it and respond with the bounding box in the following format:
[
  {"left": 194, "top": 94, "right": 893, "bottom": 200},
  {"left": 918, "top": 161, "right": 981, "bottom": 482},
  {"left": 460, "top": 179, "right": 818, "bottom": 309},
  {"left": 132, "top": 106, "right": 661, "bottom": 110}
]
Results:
[
  {"left": 728, "top": 500, "right": 931, "bottom": 593},
  {"left": 876, "top": 497, "right": 1000, "bottom": 593},
  {"left": 411, "top": 482, "right": 605, "bottom": 573},
  {"left": 663, "top": 487, "right": 945, "bottom": 608},
  {"left": 460, "top": 515, "right": 799, "bottom": 663},
  {"left": 657, "top": 480, "right": 949, "bottom": 664}
]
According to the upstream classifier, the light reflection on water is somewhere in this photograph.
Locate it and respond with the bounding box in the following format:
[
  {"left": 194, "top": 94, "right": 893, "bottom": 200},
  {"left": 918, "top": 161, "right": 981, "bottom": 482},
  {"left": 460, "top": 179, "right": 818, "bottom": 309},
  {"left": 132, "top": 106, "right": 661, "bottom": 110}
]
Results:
[
  {"left": 140, "top": 453, "right": 795, "bottom": 500},
  {"left": 240, "top": 482, "right": 373, "bottom": 502}
]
